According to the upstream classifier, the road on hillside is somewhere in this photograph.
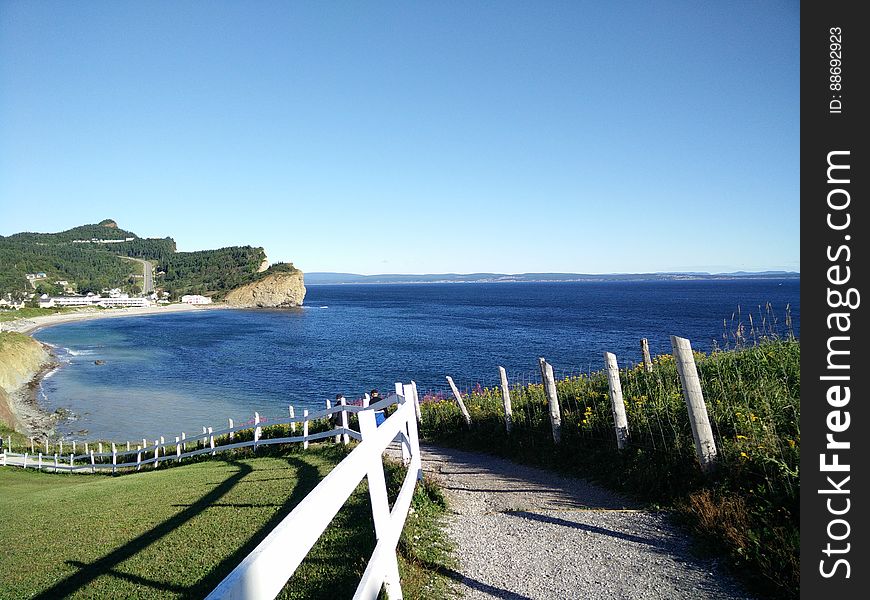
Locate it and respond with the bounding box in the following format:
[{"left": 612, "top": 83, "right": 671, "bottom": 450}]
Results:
[{"left": 122, "top": 257, "right": 154, "bottom": 293}]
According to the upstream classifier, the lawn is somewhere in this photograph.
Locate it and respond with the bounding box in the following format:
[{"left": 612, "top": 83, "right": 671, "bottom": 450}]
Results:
[{"left": 0, "top": 445, "right": 452, "bottom": 599}]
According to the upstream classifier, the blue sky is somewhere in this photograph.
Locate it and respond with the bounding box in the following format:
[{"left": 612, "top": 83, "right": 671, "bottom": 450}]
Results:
[{"left": 0, "top": 1, "right": 799, "bottom": 275}]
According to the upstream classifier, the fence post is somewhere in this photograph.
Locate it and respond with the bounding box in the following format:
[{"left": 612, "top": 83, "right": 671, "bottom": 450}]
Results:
[
  {"left": 59, "top": 439, "right": 63, "bottom": 455},
  {"left": 6, "top": 435, "right": 10, "bottom": 453},
  {"left": 23, "top": 453, "right": 28, "bottom": 469},
  {"left": 38, "top": 452, "right": 43, "bottom": 470},
  {"left": 640, "top": 338, "right": 653, "bottom": 372},
  {"left": 70, "top": 453, "right": 74, "bottom": 471},
  {"left": 289, "top": 405, "right": 296, "bottom": 433},
  {"left": 136, "top": 446, "right": 142, "bottom": 471},
  {"left": 98, "top": 442, "right": 103, "bottom": 455},
  {"left": 671, "top": 336, "right": 718, "bottom": 473},
  {"left": 604, "top": 352, "right": 630, "bottom": 450},
  {"left": 90, "top": 450, "right": 95, "bottom": 473},
  {"left": 176, "top": 436, "right": 181, "bottom": 461},
  {"left": 340, "top": 396, "right": 349, "bottom": 445},
  {"left": 228, "top": 418, "right": 234, "bottom": 440},
  {"left": 208, "top": 427, "right": 215, "bottom": 455},
  {"left": 30, "top": 437, "right": 34, "bottom": 453},
  {"left": 54, "top": 453, "right": 59, "bottom": 472},
  {"left": 142, "top": 438, "right": 147, "bottom": 453},
  {"left": 358, "top": 407, "right": 404, "bottom": 597},
  {"left": 498, "top": 366, "right": 513, "bottom": 434},
  {"left": 201, "top": 427, "right": 207, "bottom": 449},
  {"left": 72, "top": 440, "right": 76, "bottom": 454},
  {"left": 254, "top": 413, "right": 261, "bottom": 450},
  {"left": 45, "top": 439, "right": 49, "bottom": 454},
  {"left": 126, "top": 441, "right": 130, "bottom": 451},
  {"left": 112, "top": 443, "right": 117, "bottom": 474},
  {"left": 303, "top": 409, "right": 309, "bottom": 450},
  {"left": 181, "top": 432, "right": 186, "bottom": 453},
  {"left": 160, "top": 436, "right": 165, "bottom": 456},
  {"left": 445, "top": 376, "right": 472, "bottom": 427},
  {"left": 153, "top": 440, "right": 159, "bottom": 468},
  {"left": 538, "top": 358, "right": 562, "bottom": 444},
  {"left": 362, "top": 393, "right": 370, "bottom": 408},
  {"left": 403, "top": 383, "right": 424, "bottom": 480},
  {"left": 410, "top": 380, "right": 422, "bottom": 423},
  {"left": 396, "top": 382, "right": 411, "bottom": 463}
]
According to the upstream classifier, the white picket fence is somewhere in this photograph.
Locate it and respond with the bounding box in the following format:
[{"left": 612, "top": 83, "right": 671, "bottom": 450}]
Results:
[{"left": 0, "top": 389, "right": 415, "bottom": 473}]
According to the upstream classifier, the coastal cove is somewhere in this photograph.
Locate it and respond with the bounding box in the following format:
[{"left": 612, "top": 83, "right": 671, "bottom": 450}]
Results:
[{"left": 32, "top": 280, "right": 799, "bottom": 442}]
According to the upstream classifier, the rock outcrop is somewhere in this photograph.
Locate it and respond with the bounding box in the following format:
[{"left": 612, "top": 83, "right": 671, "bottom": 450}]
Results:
[
  {"left": 223, "top": 270, "right": 306, "bottom": 308},
  {"left": 0, "top": 332, "right": 51, "bottom": 430}
]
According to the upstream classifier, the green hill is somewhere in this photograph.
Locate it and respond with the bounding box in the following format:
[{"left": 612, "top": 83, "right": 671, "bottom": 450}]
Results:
[{"left": 0, "top": 220, "right": 292, "bottom": 300}]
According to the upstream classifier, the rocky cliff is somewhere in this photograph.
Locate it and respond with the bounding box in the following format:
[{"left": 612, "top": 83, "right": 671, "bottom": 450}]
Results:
[
  {"left": 0, "top": 332, "right": 51, "bottom": 430},
  {"left": 223, "top": 270, "right": 306, "bottom": 308}
]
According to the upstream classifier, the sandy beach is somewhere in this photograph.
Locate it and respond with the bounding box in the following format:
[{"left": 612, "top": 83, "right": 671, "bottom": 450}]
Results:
[{"left": 2, "top": 302, "right": 229, "bottom": 336}]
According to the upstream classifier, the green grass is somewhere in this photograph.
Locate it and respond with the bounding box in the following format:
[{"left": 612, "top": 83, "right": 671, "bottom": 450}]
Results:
[
  {"left": 0, "top": 444, "right": 453, "bottom": 599},
  {"left": 418, "top": 339, "right": 799, "bottom": 599}
]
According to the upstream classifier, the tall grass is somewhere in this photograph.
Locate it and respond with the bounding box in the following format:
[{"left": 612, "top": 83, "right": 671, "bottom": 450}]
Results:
[{"left": 419, "top": 338, "right": 799, "bottom": 599}]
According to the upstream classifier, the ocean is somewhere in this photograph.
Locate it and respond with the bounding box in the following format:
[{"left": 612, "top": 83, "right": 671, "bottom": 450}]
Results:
[{"left": 34, "top": 279, "right": 799, "bottom": 442}]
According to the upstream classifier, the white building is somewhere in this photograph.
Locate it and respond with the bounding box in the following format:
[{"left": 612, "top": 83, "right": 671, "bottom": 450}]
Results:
[
  {"left": 39, "top": 294, "right": 151, "bottom": 309},
  {"left": 181, "top": 294, "right": 212, "bottom": 305}
]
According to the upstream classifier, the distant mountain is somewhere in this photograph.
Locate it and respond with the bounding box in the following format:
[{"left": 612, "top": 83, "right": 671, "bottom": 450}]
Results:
[
  {"left": 305, "top": 271, "right": 800, "bottom": 285},
  {"left": 0, "top": 220, "right": 296, "bottom": 300}
]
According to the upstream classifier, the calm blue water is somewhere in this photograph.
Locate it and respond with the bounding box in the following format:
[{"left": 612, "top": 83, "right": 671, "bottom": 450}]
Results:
[{"left": 34, "top": 280, "right": 799, "bottom": 442}]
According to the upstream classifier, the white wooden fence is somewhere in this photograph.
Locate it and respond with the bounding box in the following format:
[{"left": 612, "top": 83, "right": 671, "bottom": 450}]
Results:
[
  {"left": 0, "top": 394, "right": 393, "bottom": 473},
  {"left": 0, "top": 383, "right": 424, "bottom": 599},
  {"left": 206, "top": 383, "right": 422, "bottom": 600}
]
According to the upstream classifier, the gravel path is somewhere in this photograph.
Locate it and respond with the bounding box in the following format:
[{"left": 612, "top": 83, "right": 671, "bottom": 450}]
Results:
[{"left": 417, "top": 444, "right": 754, "bottom": 600}]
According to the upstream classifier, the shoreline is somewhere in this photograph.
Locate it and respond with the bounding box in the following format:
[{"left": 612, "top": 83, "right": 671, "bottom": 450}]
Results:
[
  {"left": 4, "top": 302, "right": 230, "bottom": 336},
  {"left": 1, "top": 303, "right": 231, "bottom": 438}
]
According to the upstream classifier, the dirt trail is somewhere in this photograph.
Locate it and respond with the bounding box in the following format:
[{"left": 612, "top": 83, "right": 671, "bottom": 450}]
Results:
[{"left": 417, "top": 444, "right": 753, "bottom": 600}]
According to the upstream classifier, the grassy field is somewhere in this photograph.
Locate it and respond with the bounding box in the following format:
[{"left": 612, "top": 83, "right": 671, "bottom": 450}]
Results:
[
  {"left": 418, "top": 338, "right": 799, "bottom": 599},
  {"left": 0, "top": 307, "right": 76, "bottom": 323},
  {"left": 0, "top": 445, "right": 453, "bottom": 600}
]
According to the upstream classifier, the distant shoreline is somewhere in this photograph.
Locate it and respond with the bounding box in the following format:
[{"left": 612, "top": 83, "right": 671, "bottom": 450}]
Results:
[{"left": 305, "top": 274, "right": 801, "bottom": 285}]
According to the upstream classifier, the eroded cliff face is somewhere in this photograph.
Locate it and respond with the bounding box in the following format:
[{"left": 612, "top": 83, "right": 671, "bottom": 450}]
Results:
[
  {"left": 223, "top": 270, "right": 306, "bottom": 308},
  {"left": 0, "top": 333, "right": 51, "bottom": 429}
]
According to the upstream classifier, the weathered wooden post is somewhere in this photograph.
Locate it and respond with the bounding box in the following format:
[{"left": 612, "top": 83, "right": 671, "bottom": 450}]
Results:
[
  {"left": 340, "top": 396, "right": 349, "bottom": 445},
  {"left": 357, "top": 406, "right": 404, "bottom": 596},
  {"left": 445, "top": 376, "right": 472, "bottom": 427},
  {"left": 303, "top": 409, "right": 309, "bottom": 450},
  {"left": 498, "top": 366, "right": 513, "bottom": 434},
  {"left": 640, "top": 338, "right": 653, "bottom": 372},
  {"left": 228, "top": 418, "right": 234, "bottom": 440},
  {"left": 604, "top": 352, "right": 630, "bottom": 450},
  {"left": 671, "top": 336, "right": 718, "bottom": 473},
  {"left": 288, "top": 405, "right": 296, "bottom": 433},
  {"left": 538, "top": 358, "right": 562, "bottom": 444}
]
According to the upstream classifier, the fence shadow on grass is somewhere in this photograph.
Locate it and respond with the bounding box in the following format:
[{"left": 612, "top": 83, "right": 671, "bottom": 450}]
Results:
[{"left": 33, "top": 459, "right": 255, "bottom": 600}]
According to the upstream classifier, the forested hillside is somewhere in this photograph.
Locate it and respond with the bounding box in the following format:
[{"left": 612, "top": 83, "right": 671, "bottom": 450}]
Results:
[{"left": 0, "top": 220, "right": 288, "bottom": 300}]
